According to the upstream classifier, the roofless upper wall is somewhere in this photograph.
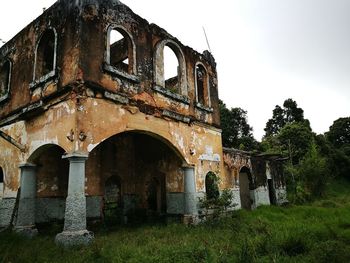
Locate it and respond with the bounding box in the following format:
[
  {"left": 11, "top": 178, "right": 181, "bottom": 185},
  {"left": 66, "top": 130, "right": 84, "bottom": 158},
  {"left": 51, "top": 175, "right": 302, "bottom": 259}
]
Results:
[{"left": 0, "top": 0, "right": 220, "bottom": 128}]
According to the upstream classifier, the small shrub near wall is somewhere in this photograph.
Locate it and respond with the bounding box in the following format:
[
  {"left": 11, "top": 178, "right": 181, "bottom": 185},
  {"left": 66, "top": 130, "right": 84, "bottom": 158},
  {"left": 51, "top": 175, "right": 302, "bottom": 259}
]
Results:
[{"left": 200, "top": 172, "right": 237, "bottom": 219}]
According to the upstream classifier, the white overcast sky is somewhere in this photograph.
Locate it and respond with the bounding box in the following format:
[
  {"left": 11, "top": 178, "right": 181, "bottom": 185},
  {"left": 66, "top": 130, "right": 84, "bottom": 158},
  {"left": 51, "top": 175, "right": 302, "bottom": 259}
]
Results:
[{"left": 1, "top": 0, "right": 349, "bottom": 140}]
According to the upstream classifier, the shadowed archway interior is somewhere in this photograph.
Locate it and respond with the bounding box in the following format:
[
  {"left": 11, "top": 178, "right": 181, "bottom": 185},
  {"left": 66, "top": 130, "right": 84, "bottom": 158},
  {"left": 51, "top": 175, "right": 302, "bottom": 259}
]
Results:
[{"left": 86, "top": 131, "right": 184, "bottom": 222}]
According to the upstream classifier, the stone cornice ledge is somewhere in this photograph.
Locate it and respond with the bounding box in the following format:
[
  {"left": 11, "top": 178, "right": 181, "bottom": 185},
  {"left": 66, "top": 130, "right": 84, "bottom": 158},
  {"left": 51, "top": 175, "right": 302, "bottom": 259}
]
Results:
[
  {"left": 153, "top": 85, "right": 190, "bottom": 105},
  {"left": 162, "top": 109, "right": 190, "bottom": 124}
]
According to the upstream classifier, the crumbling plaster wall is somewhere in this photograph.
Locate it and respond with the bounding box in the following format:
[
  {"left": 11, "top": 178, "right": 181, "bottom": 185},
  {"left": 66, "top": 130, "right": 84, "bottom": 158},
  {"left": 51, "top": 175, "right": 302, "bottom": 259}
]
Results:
[
  {"left": 223, "top": 149, "right": 288, "bottom": 208},
  {"left": 0, "top": 0, "right": 224, "bottom": 224},
  {"left": 222, "top": 150, "right": 254, "bottom": 210},
  {"left": 0, "top": 100, "right": 77, "bottom": 226},
  {"left": 0, "top": 100, "right": 76, "bottom": 196},
  {"left": 0, "top": 121, "right": 26, "bottom": 197},
  {"left": 78, "top": 1, "right": 219, "bottom": 127},
  {"left": 269, "top": 160, "right": 287, "bottom": 205},
  {"left": 79, "top": 97, "right": 224, "bottom": 194},
  {"left": 0, "top": 94, "right": 224, "bottom": 219},
  {"left": 0, "top": 1, "right": 80, "bottom": 120},
  {"left": 223, "top": 150, "right": 270, "bottom": 209},
  {"left": 222, "top": 150, "right": 252, "bottom": 188}
]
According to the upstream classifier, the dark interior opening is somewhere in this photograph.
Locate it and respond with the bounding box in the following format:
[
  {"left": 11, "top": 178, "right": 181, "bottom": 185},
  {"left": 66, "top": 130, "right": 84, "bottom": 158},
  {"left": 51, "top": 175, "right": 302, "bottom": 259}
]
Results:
[
  {"left": 0, "top": 60, "right": 10, "bottom": 97},
  {"left": 196, "top": 64, "right": 206, "bottom": 105},
  {"left": 0, "top": 167, "right": 4, "bottom": 183},
  {"left": 268, "top": 179, "right": 277, "bottom": 205},
  {"left": 35, "top": 30, "right": 55, "bottom": 79}
]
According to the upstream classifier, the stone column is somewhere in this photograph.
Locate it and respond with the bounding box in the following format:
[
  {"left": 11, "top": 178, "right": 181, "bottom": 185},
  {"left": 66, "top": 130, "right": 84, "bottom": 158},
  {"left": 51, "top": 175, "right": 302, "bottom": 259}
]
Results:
[
  {"left": 15, "top": 163, "right": 38, "bottom": 237},
  {"left": 183, "top": 166, "right": 197, "bottom": 224},
  {"left": 55, "top": 152, "right": 93, "bottom": 246}
]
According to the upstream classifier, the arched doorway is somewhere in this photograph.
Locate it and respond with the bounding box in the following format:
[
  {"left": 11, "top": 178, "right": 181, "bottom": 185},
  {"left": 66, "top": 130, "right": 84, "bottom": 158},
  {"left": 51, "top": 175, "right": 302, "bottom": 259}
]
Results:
[
  {"left": 266, "top": 162, "right": 277, "bottom": 205},
  {"left": 28, "top": 144, "right": 69, "bottom": 223},
  {"left": 147, "top": 173, "right": 166, "bottom": 214},
  {"left": 104, "top": 175, "right": 122, "bottom": 222},
  {"left": 0, "top": 166, "right": 4, "bottom": 198},
  {"left": 239, "top": 166, "right": 253, "bottom": 210},
  {"left": 205, "top": 171, "right": 219, "bottom": 200},
  {"left": 86, "top": 131, "right": 184, "bottom": 223}
]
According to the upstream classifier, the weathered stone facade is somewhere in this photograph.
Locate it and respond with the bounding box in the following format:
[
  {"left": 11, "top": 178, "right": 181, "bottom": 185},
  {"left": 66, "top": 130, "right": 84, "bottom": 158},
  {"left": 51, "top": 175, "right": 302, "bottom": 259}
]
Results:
[
  {"left": 223, "top": 148, "right": 287, "bottom": 210},
  {"left": 0, "top": 0, "right": 222, "bottom": 245},
  {"left": 0, "top": 0, "right": 286, "bottom": 245}
]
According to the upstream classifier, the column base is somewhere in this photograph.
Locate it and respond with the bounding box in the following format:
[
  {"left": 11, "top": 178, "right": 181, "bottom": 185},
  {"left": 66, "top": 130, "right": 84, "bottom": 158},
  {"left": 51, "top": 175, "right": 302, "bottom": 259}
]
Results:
[
  {"left": 55, "top": 230, "right": 94, "bottom": 247},
  {"left": 183, "top": 214, "right": 199, "bottom": 225},
  {"left": 14, "top": 225, "right": 38, "bottom": 238}
]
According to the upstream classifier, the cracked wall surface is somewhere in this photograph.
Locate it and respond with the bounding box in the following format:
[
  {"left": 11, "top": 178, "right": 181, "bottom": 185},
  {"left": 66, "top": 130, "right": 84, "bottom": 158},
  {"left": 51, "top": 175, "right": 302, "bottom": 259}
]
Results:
[
  {"left": 0, "top": 1, "right": 286, "bottom": 227},
  {"left": 223, "top": 148, "right": 287, "bottom": 208},
  {"left": 0, "top": 0, "right": 224, "bottom": 224}
]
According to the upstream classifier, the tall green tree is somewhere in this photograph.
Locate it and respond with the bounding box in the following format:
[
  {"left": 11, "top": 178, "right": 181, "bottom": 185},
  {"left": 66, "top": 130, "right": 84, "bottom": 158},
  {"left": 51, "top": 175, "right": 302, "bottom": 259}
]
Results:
[
  {"left": 326, "top": 117, "right": 350, "bottom": 148},
  {"left": 261, "top": 120, "right": 314, "bottom": 164},
  {"left": 325, "top": 117, "right": 350, "bottom": 179},
  {"left": 262, "top": 99, "right": 312, "bottom": 161},
  {"left": 219, "top": 100, "right": 257, "bottom": 151},
  {"left": 277, "top": 121, "right": 314, "bottom": 164},
  {"left": 264, "top": 98, "right": 305, "bottom": 137}
]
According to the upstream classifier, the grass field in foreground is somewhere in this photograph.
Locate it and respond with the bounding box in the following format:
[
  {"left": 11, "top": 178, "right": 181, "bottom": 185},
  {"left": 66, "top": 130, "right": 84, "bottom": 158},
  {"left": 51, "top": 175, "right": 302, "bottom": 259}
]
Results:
[{"left": 1, "top": 179, "right": 350, "bottom": 263}]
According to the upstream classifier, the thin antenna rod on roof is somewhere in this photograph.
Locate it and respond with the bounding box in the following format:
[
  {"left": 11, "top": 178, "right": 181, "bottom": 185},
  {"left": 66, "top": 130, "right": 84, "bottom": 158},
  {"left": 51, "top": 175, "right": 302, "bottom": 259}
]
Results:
[{"left": 202, "top": 26, "right": 212, "bottom": 53}]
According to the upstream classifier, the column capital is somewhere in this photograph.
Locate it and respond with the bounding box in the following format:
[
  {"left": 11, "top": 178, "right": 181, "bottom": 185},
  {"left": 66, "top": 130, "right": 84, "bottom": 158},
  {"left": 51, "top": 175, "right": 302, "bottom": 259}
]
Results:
[
  {"left": 62, "top": 152, "right": 89, "bottom": 161},
  {"left": 19, "top": 163, "right": 36, "bottom": 169},
  {"left": 182, "top": 164, "right": 195, "bottom": 169}
]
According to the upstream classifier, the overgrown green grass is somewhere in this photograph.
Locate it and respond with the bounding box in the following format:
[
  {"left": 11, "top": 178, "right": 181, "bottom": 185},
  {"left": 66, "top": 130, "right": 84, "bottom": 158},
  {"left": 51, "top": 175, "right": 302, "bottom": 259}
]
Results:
[{"left": 2, "top": 179, "right": 350, "bottom": 262}]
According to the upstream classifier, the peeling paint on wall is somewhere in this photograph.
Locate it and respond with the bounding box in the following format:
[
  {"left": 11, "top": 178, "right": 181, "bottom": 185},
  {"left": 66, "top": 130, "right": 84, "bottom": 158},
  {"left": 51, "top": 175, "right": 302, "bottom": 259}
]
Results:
[{"left": 0, "top": 0, "right": 226, "bottom": 223}]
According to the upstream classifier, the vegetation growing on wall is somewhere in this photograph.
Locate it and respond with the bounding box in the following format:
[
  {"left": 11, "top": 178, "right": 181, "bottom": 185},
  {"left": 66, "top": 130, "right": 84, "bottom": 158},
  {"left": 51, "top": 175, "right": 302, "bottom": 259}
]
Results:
[{"left": 199, "top": 172, "right": 236, "bottom": 218}]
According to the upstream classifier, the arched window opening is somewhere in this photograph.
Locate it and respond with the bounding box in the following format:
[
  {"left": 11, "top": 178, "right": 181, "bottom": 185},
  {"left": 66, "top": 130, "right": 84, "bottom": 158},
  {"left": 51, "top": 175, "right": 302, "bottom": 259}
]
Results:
[
  {"left": 35, "top": 29, "right": 56, "bottom": 80},
  {"left": 108, "top": 28, "right": 133, "bottom": 74},
  {"left": 0, "top": 60, "right": 11, "bottom": 100},
  {"left": 205, "top": 171, "right": 219, "bottom": 200},
  {"left": 195, "top": 64, "right": 209, "bottom": 106},
  {"left": 164, "top": 45, "right": 179, "bottom": 93},
  {"left": 154, "top": 40, "right": 188, "bottom": 97}
]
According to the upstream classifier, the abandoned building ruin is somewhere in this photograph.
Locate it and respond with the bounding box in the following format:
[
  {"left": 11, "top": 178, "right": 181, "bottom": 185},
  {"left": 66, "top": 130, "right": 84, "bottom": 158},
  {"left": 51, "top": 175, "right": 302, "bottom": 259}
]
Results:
[{"left": 0, "top": 0, "right": 287, "bottom": 246}]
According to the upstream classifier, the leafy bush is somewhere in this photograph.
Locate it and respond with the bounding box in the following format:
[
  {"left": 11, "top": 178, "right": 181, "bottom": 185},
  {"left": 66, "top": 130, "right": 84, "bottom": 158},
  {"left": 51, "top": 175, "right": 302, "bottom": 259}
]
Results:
[
  {"left": 298, "top": 142, "right": 330, "bottom": 198},
  {"left": 328, "top": 147, "right": 350, "bottom": 179},
  {"left": 286, "top": 141, "right": 330, "bottom": 203},
  {"left": 199, "top": 189, "right": 236, "bottom": 219}
]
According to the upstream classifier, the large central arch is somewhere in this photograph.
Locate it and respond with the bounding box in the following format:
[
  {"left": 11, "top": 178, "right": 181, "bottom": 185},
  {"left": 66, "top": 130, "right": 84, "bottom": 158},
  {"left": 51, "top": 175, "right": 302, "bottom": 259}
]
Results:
[{"left": 86, "top": 130, "right": 185, "bottom": 223}]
